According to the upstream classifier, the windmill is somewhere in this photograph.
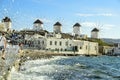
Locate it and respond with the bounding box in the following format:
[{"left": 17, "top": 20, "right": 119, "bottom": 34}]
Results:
[{"left": 92, "top": 21, "right": 104, "bottom": 39}]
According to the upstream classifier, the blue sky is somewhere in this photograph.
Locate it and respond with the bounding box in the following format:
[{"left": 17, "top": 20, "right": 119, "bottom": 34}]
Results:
[{"left": 0, "top": 0, "right": 120, "bottom": 38}]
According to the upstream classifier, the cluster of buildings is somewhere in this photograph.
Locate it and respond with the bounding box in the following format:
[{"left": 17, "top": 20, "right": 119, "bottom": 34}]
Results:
[{"left": 0, "top": 17, "right": 101, "bottom": 55}]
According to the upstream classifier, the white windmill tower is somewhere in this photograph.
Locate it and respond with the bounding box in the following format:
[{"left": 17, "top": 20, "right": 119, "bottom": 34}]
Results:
[
  {"left": 2, "top": 17, "right": 12, "bottom": 32},
  {"left": 73, "top": 23, "right": 81, "bottom": 36},
  {"left": 53, "top": 22, "right": 62, "bottom": 34},
  {"left": 91, "top": 22, "right": 103, "bottom": 39},
  {"left": 91, "top": 28, "right": 99, "bottom": 38},
  {"left": 33, "top": 19, "right": 43, "bottom": 31}
]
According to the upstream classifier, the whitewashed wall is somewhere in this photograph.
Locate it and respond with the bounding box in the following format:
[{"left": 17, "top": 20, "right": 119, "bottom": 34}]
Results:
[
  {"left": 91, "top": 32, "right": 99, "bottom": 38},
  {"left": 3, "top": 22, "right": 12, "bottom": 31},
  {"left": 33, "top": 24, "right": 43, "bottom": 31},
  {"left": 46, "top": 38, "right": 73, "bottom": 51},
  {"left": 54, "top": 26, "right": 62, "bottom": 33},
  {"left": 73, "top": 27, "right": 80, "bottom": 35}
]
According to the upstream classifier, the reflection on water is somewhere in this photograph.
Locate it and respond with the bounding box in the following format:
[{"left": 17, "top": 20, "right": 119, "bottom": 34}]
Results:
[{"left": 10, "top": 56, "right": 120, "bottom": 80}]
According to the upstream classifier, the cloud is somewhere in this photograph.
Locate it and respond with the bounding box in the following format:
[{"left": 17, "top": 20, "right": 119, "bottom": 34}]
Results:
[
  {"left": 102, "top": 24, "right": 115, "bottom": 30},
  {"left": 81, "top": 22, "right": 95, "bottom": 27},
  {"left": 97, "top": 13, "right": 113, "bottom": 16},
  {"left": 81, "top": 22, "right": 115, "bottom": 30},
  {"left": 41, "top": 18, "right": 52, "bottom": 23},
  {"left": 76, "top": 13, "right": 113, "bottom": 17}
]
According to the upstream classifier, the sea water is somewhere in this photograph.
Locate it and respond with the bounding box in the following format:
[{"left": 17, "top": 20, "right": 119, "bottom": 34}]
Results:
[{"left": 10, "top": 56, "right": 120, "bottom": 80}]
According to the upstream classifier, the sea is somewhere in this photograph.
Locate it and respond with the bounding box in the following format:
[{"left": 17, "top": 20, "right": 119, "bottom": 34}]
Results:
[{"left": 10, "top": 56, "right": 120, "bottom": 80}]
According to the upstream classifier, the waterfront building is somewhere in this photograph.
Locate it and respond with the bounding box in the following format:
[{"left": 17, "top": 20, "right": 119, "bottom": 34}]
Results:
[
  {"left": 45, "top": 38, "right": 73, "bottom": 51},
  {"left": 91, "top": 28, "right": 99, "bottom": 39},
  {"left": 45, "top": 38, "right": 98, "bottom": 55},
  {"left": 22, "top": 20, "right": 99, "bottom": 55},
  {"left": 33, "top": 19, "right": 43, "bottom": 31},
  {"left": 1, "top": 17, "right": 12, "bottom": 32},
  {"left": 25, "top": 32, "right": 99, "bottom": 55},
  {"left": 73, "top": 40, "right": 98, "bottom": 55},
  {"left": 24, "top": 33, "right": 46, "bottom": 49},
  {"left": 99, "top": 46, "right": 113, "bottom": 55},
  {"left": 73, "top": 23, "right": 81, "bottom": 36}
]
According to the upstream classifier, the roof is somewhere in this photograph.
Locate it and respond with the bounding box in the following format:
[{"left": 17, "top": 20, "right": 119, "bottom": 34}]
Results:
[
  {"left": 19, "top": 30, "right": 47, "bottom": 36},
  {"left": 54, "top": 22, "right": 62, "bottom": 26},
  {"left": 91, "top": 28, "right": 99, "bottom": 32},
  {"left": 73, "top": 23, "right": 81, "bottom": 27},
  {"left": 2, "top": 17, "right": 11, "bottom": 22},
  {"left": 34, "top": 19, "right": 43, "bottom": 24}
]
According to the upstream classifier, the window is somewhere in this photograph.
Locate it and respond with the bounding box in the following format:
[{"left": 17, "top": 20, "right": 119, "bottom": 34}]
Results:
[
  {"left": 95, "top": 46, "right": 97, "bottom": 50},
  {"left": 55, "top": 41, "right": 57, "bottom": 45},
  {"left": 42, "top": 41, "right": 44, "bottom": 44},
  {"left": 59, "top": 41, "right": 62, "bottom": 46},
  {"left": 38, "top": 41, "right": 40, "bottom": 44},
  {"left": 66, "top": 41, "right": 68, "bottom": 46},
  {"left": 65, "top": 49, "right": 67, "bottom": 51},
  {"left": 80, "top": 46, "right": 82, "bottom": 49},
  {"left": 50, "top": 41, "right": 52, "bottom": 45}
]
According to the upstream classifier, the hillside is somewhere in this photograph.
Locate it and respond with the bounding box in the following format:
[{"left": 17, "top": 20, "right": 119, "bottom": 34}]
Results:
[{"left": 102, "top": 38, "right": 120, "bottom": 44}]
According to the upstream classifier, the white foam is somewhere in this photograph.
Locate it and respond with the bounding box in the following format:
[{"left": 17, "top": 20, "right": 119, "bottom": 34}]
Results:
[{"left": 10, "top": 56, "right": 70, "bottom": 80}]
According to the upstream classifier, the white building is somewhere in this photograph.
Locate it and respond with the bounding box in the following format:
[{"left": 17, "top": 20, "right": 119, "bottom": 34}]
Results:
[
  {"left": 77, "top": 34, "right": 87, "bottom": 39},
  {"left": 73, "top": 40, "right": 98, "bottom": 55},
  {"left": 0, "top": 23, "right": 5, "bottom": 31},
  {"left": 33, "top": 19, "right": 43, "bottom": 31},
  {"left": 24, "top": 33, "right": 46, "bottom": 49},
  {"left": 73, "top": 23, "right": 81, "bottom": 36},
  {"left": 2, "top": 17, "right": 12, "bottom": 31},
  {"left": 91, "top": 28, "right": 99, "bottom": 38},
  {"left": 45, "top": 38, "right": 73, "bottom": 51},
  {"left": 24, "top": 33, "right": 99, "bottom": 55},
  {"left": 53, "top": 22, "right": 62, "bottom": 33},
  {"left": 23, "top": 20, "right": 99, "bottom": 55}
]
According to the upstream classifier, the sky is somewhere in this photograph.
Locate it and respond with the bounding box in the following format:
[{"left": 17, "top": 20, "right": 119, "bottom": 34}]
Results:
[{"left": 0, "top": 0, "right": 120, "bottom": 39}]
